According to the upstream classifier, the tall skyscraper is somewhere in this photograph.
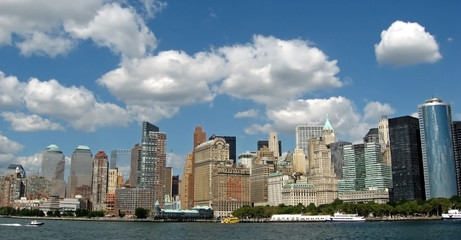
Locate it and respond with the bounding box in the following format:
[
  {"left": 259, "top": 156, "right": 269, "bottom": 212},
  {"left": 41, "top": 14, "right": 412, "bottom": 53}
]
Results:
[
  {"left": 41, "top": 144, "right": 65, "bottom": 198},
  {"left": 68, "top": 145, "right": 93, "bottom": 198},
  {"left": 378, "top": 116, "right": 392, "bottom": 166},
  {"left": 92, "top": 150, "right": 109, "bottom": 211},
  {"left": 452, "top": 121, "right": 461, "bottom": 196},
  {"left": 129, "top": 143, "right": 142, "bottom": 188},
  {"left": 110, "top": 149, "right": 131, "bottom": 180},
  {"left": 140, "top": 122, "right": 167, "bottom": 207},
  {"left": 41, "top": 144, "right": 65, "bottom": 180},
  {"left": 295, "top": 124, "right": 323, "bottom": 157},
  {"left": 209, "top": 135, "right": 236, "bottom": 163},
  {"left": 418, "top": 97, "right": 457, "bottom": 199},
  {"left": 338, "top": 144, "right": 364, "bottom": 194},
  {"left": 388, "top": 116, "right": 425, "bottom": 202},
  {"left": 268, "top": 132, "right": 280, "bottom": 158},
  {"left": 257, "top": 140, "right": 282, "bottom": 157},
  {"left": 292, "top": 148, "right": 307, "bottom": 174}
]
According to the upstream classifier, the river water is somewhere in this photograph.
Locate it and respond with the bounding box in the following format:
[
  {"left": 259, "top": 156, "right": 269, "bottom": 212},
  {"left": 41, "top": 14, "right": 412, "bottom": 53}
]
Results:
[{"left": 0, "top": 217, "right": 459, "bottom": 240}]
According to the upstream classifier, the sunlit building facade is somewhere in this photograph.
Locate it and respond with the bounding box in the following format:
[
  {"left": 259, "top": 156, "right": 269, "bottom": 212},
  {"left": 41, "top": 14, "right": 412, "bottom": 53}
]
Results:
[
  {"left": 68, "top": 145, "right": 93, "bottom": 198},
  {"left": 418, "top": 98, "right": 457, "bottom": 199}
]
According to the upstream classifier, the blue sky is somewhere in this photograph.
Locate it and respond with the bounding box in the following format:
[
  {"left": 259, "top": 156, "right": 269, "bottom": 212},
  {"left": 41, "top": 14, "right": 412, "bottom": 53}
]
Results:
[{"left": 0, "top": 0, "right": 460, "bottom": 179}]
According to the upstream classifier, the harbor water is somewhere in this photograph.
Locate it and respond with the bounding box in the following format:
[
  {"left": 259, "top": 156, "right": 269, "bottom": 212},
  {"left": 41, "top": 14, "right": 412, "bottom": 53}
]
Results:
[{"left": 0, "top": 217, "right": 460, "bottom": 240}]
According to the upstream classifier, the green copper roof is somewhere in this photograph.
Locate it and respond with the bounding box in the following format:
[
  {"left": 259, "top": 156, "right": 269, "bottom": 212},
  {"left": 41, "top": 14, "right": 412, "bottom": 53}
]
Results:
[
  {"left": 46, "top": 144, "right": 61, "bottom": 151},
  {"left": 323, "top": 114, "right": 334, "bottom": 131},
  {"left": 76, "top": 145, "right": 90, "bottom": 150}
]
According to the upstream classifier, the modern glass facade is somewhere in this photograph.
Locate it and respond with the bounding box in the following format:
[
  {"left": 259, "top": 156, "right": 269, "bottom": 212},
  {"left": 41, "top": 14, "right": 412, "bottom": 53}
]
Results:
[
  {"left": 110, "top": 149, "right": 131, "bottom": 180},
  {"left": 418, "top": 98, "right": 457, "bottom": 199},
  {"left": 389, "top": 116, "right": 425, "bottom": 202},
  {"left": 295, "top": 125, "right": 323, "bottom": 157},
  {"left": 68, "top": 145, "right": 93, "bottom": 198},
  {"left": 41, "top": 144, "right": 65, "bottom": 180},
  {"left": 452, "top": 121, "right": 461, "bottom": 196},
  {"left": 338, "top": 144, "right": 364, "bottom": 194},
  {"left": 364, "top": 142, "right": 392, "bottom": 190}
]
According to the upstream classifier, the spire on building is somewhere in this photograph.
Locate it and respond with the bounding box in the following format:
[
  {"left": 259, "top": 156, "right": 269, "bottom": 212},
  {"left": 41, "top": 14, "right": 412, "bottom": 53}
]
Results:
[{"left": 323, "top": 114, "right": 334, "bottom": 131}]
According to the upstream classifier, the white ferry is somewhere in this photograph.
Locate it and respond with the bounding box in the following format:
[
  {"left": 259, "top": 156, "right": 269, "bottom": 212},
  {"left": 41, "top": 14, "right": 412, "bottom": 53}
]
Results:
[
  {"left": 270, "top": 214, "right": 331, "bottom": 222},
  {"left": 329, "top": 211, "right": 366, "bottom": 222},
  {"left": 442, "top": 209, "right": 461, "bottom": 220}
]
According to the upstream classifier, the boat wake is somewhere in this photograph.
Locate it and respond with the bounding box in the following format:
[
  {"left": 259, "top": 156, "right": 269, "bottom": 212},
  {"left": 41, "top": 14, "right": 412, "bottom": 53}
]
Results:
[{"left": 0, "top": 223, "right": 22, "bottom": 227}]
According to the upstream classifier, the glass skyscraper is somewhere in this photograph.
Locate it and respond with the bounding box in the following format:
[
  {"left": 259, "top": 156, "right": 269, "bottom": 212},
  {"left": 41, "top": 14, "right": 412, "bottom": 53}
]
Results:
[
  {"left": 41, "top": 144, "right": 65, "bottom": 180},
  {"left": 295, "top": 125, "right": 323, "bottom": 157},
  {"left": 418, "top": 97, "right": 457, "bottom": 199},
  {"left": 452, "top": 121, "right": 461, "bottom": 195},
  {"left": 68, "top": 145, "right": 93, "bottom": 198},
  {"left": 388, "top": 116, "right": 425, "bottom": 202}
]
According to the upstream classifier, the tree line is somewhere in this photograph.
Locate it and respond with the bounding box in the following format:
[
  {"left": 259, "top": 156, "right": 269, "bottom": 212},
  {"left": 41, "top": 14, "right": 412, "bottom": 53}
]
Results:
[{"left": 232, "top": 196, "right": 461, "bottom": 219}]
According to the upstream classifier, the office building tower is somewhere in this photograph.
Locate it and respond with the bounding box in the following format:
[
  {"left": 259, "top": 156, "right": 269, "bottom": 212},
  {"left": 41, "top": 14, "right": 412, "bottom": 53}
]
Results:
[
  {"left": 257, "top": 140, "right": 282, "bottom": 157},
  {"left": 194, "top": 137, "right": 230, "bottom": 206},
  {"left": 306, "top": 116, "right": 337, "bottom": 205},
  {"left": 251, "top": 146, "right": 276, "bottom": 205},
  {"left": 129, "top": 143, "right": 142, "bottom": 188},
  {"left": 418, "top": 97, "right": 457, "bottom": 199},
  {"left": 363, "top": 128, "right": 379, "bottom": 143},
  {"left": 364, "top": 142, "right": 392, "bottom": 190},
  {"left": 296, "top": 124, "right": 323, "bottom": 157},
  {"left": 68, "top": 145, "right": 93, "bottom": 198},
  {"left": 41, "top": 144, "right": 65, "bottom": 198},
  {"left": 172, "top": 175, "right": 179, "bottom": 197},
  {"left": 269, "top": 132, "right": 280, "bottom": 158},
  {"left": 140, "top": 122, "right": 167, "bottom": 207},
  {"left": 338, "top": 144, "right": 364, "bottom": 194},
  {"left": 92, "top": 150, "right": 109, "bottom": 211},
  {"left": 165, "top": 167, "right": 173, "bottom": 199},
  {"left": 379, "top": 116, "right": 392, "bottom": 166},
  {"left": 181, "top": 126, "right": 207, "bottom": 209},
  {"left": 292, "top": 148, "right": 307, "bottom": 174},
  {"left": 452, "top": 121, "right": 461, "bottom": 195},
  {"left": 329, "top": 141, "right": 351, "bottom": 179},
  {"left": 209, "top": 135, "right": 237, "bottom": 163},
  {"left": 110, "top": 149, "right": 131, "bottom": 180},
  {"left": 6, "top": 164, "right": 26, "bottom": 178},
  {"left": 41, "top": 144, "right": 65, "bottom": 180},
  {"left": 388, "top": 116, "right": 425, "bottom": 202}
]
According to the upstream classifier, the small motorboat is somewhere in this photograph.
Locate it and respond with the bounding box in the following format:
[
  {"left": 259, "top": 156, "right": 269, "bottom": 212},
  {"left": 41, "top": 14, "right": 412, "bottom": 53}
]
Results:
[{"left": 28, "top": 220, "right": 44, "bottom": 226}]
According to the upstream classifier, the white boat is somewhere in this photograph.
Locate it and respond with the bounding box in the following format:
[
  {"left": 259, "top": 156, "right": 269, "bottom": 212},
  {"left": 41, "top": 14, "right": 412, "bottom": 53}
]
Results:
[
  {"left": 270, "top": 214, "right": 331, "bottom": 222},
  {"left": 442, "top": 209, "right": 461, "bottom": 220},
  {"left": 329, "top": 211, "right": 366, "bottom": 222},
  {"left": 28, "top": 220, "right": 44, "bottom": 226}
]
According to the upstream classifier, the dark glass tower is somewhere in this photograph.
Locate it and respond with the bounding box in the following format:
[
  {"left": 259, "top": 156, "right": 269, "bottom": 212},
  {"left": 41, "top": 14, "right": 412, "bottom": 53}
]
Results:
[
  {"left": 418, "top": 98, "right": 457, "bottom": 199},
  {"left": 388, "top": 116, "right": 425, "bottom": 202},
  {"left": 453, "top": 121, "right": 461, "bottom": 196}
]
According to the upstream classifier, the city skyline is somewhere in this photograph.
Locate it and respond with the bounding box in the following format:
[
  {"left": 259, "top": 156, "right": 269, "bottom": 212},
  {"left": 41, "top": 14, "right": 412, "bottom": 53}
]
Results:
[{"left": 0, "top": 1, "right": 460, "bottom": 179}]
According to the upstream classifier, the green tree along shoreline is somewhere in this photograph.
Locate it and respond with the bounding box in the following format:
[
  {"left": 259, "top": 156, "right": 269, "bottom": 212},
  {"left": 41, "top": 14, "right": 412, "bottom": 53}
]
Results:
[
  {"left": 0, "top": 207, "right": 148, "bottom": 219},
  {"left": 232, "top": 196, "right": 461, "bottom": 219}
]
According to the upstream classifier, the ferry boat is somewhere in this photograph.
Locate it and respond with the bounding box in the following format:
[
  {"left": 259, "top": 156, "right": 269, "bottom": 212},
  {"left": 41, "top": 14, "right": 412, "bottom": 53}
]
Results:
[
  {"left": 221, "top": 217, "right": 239, "bottom": 223},
  {"left": 270, "top": 214, "right": 331, "bottom": 222},
  {"left": 329, "top": 211, "right": 366, "bottom": 222},
  {"left": 442, "top": 209, "right": 461, "bottom": 220}
]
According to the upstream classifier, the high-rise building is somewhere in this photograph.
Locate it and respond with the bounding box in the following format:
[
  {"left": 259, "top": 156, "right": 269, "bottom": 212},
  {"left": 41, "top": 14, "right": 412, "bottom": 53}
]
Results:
[
  {"left": 194, "top": 137, "right": 230, "bottom": 207},
  {"left": 165, "top": 167, "right": 173, "bottom": 200},
  {"left": 292, "top": 148, "right": 307, "bottom": 174},
  {"left": 140, "top": 122, "right": 167, "bottom": 207},
  {"left": 296, "top": 124, "right": 323, "bottom": 157},
  {"left": 172, "top": 175, "right": 179, "bottom": 198},
  {"left": 338, "top": 144, "right": 364, "bottom": 194},
  {"left": 92, "top": 150, "right": 109, "bottom": 211},
  {"left": 68, "top": 145, "right": 93, "bottom": 198},
  {"left": 129, "top": 143, "right": 142, "bottom": 188},
  {"left": 378, "top": 116, "right": 392, "bottom": 166},
  {"left": 269, "top": 132, "right": 280, "bottom": 158},
  {"left": 418, "top": 97, "right": 457, "bottom": 199},
  {"left": 329, "top": 141, "right": 351, "bottom": 179},
  {"left": 41, "top": 144, "right": 65, "bottom": 180},
  {"left": 364, "top": 142, "right": 392, "bottom": 190},
  {"left": 306, "top": 116, "right": 337, "bottom": 205},
  {"left": 209, "top": 135, "right": 237, "bottom": 163},
  {"left": 110, "top": 149, "right": 131, "bottom": 181},
  {"left": 251, "top": 146, "right": 276, "bottom": 205},
  {"left": 388, "top": 116, "right": 425, "bottom": 202},
  {"left": 452, "top": 121, "right": 461, "bottom": 196},
  {"left": 257, "top": 140, "right": 282, "bottom": 157},
  {"left": 181, "top": 126, "right": 207, "bottom": 209},
  {"left": 41, "top": 144, "right": 65, "bottom": 198}
]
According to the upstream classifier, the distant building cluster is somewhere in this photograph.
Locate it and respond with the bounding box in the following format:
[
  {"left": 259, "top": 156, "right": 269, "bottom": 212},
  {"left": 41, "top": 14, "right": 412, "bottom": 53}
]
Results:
[{"left": 1, "top": 97, "right": 460, "bottom": 219}]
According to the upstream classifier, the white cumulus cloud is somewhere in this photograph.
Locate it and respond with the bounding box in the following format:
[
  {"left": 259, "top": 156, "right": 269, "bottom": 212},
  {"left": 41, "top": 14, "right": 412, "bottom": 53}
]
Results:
[
  {"left": 219, "top": 35, "right": 342, "bottom": 105},
  {"left": 363, "top": 101, "right": 395, "bottom": 121},
  {"left": 0, "top": 72, "right": 25, "bottom": 107},
  {"left": 375, "top": 20, "right": 442, "bottom": 66},
  {"left": 0, "top": 0, "right": 158, "bottom": 57},
  {"left": 234, "top": 109, "right": 259, "bottom": 118},
  {"left": 1, "top": 112, "right": 64, "bottom": 132}
]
